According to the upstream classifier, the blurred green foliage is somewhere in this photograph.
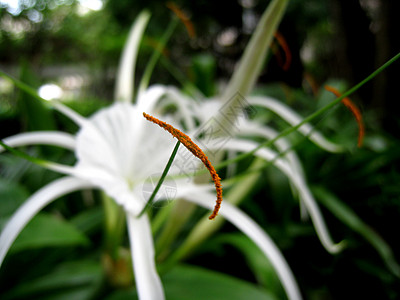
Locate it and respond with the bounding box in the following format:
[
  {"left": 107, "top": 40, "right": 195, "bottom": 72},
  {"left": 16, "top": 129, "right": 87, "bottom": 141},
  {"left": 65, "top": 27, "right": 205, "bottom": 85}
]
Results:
[{"left": 1, "top": 0, "right": 400, "bottom": 299}]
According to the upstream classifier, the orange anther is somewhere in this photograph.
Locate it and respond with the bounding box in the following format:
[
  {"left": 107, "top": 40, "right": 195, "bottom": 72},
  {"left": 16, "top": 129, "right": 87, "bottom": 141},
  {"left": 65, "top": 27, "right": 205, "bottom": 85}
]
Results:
[
  {"left": 143, "top": 112, "right": 222, "bottom": 219},
  {"left": 324, "top": 85, "right": 365, "bottom": 147},
  {"left": 167, "top": 2, "right": 196, "bottom": 38},
  {"left": 273, "top": 31, "right": 292, "bottom": 71}
]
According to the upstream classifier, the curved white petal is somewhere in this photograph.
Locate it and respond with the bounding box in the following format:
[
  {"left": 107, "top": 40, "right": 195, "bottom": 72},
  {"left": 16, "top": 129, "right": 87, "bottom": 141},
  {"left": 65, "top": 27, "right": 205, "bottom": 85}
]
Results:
[
  {"left": 1, "top": 131, "right": 76, "bottom": 152},
  {"left": 136, "top": 84, "right": 169, "bottom": 113},
  {"left": 115, "top": 11, "right": 151, "bottom": 102},
  {"left": 126, "top": 212, "right": 164, "bottom": 300},
  {"left": 162, "top": 87, "right": 199, "bottom": 131},
  {"left": 240, "top": 121, "right": 308, "bottom": 219},
  {"left": 0, "top": 176, "right": 94, "bottom": 267},
  {"left": 0, "top": 132, "right": 77, "bottom": 175},
  {"left": 248, "top": 96, "right": 344, "bottom": 153},
  {"left": 221, "top": 0, "right": 289, "bottom": 101},
  {"left": 183, "top": 191, "right": 302, "bottom": 300},
  {"left": 74, "top": 100, "right": 178, "bottom": 207},
  {"left": 216, "top": 138, "right": 343, "bottom": 254},
  {"left": 240, "top": 121, "right": 305, "bottom": 178},
  {"left": 41, "top": 161, "right": 77, "bottom": 175}
]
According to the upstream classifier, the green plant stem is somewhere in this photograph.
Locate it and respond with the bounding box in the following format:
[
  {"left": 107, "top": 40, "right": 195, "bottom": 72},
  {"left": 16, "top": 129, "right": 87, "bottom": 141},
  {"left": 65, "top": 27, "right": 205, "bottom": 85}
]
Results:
[
  {"left": 0, "top": 139, "right": 69, "bottom": 172},
  {"left": 102, "top": 192, "right": 126, "bottom": 259},
  {"left": 161, "top": 51, "right": 400, "bottom": 267},
  {"left": 138, "top": 141, "right": 180, "bottom": 218},
  {"left": 0, "top": 70, "right": 47, "bottom": 104},
  {"left": 138, "top": 16, "right": 179, "bottom": 95},
  {"left": 313, "top": 186, "right": 400, "bottom": 278},
  {"left": 216, "top": 51, "right": 400, "bottom": 170}
]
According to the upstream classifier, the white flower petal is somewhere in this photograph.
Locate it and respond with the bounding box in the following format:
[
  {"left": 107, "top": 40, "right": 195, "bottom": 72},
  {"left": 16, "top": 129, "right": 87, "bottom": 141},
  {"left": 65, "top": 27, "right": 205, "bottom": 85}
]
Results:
[
  {"left": 162, "top": 87, "right": 199, "bottom": 131},
  {"left": 221, "top": 0, "right": 289, "bottom": 101},
  {"left": 183, "top": 191, "right": 302, "bottom": 300},
  {"left": 240, "top": 121, "right": 308, "bottom": 219},
  {"left": 0, "top": 132, "right": 77, "bottom": 175},
  {"left": 240, "top": 121, "right": 305, "bottom": 178},
  {"left": 1, "top": 131, "right": 76, "bottom": 152},
  {"left": 0, "top": 176, "right": 94, "bottom": 267},
  {"left": 115, "top": 11, "right": 151, "bottom": 102},
  {"left": 126, "top": 212, "right": 165, "bottom": 300},
  {"left": 216, "top": 138, "right": 343, "bottom": 254},
  {"left": 74, "top": 100, "right": 177, "bottom": 204},
  {"left": 248, "top": 96, "right": 344, "bottom": 153},
  {"left": 136, "top": 84, "right": 169, "bottom": 113}
]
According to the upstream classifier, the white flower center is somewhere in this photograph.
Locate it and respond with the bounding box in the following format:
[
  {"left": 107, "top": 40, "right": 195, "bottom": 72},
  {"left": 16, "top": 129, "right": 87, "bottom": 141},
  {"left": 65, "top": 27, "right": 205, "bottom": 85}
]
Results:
[{"left": 74, "top": 100, "right": 177, "bottom": 214}]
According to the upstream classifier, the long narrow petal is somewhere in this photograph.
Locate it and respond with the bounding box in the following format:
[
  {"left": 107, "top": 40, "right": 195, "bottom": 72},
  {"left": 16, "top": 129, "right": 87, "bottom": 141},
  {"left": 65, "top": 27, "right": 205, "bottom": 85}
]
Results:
[
  {"left": 115, "top": 11, "right": 151, "bottom": 102},
  {"left": 0, "top": 176, "right": 94, "bottom": 267},
  {"left": 183, "top": 192, "right": 302, "bottom": 300},
  {"left": 0, "top": 138, "right": 76, "bottom": 175},
  {"left": 163, "top": 87, "right": 199, "bottom": 131},
  {"left": 217, "top": 138, "right": 344, "bottom": 254},
  {"left": 221, "top": 0, "right": 288, "bottom": 101},
  {"left": 1, "top": 131, "right": 76, "bottom": 152},
  {"left": 248, "top": 96, "right": 344, "bottom": 153},
  {"left": 240, "top": 121, "right": 308, "bottom": 219},
  {"left": 240, "top": 121, "right": 305, "bottom": 178},
  {"left": 126, "top": 212, "right": 165, "bottom": 300}
]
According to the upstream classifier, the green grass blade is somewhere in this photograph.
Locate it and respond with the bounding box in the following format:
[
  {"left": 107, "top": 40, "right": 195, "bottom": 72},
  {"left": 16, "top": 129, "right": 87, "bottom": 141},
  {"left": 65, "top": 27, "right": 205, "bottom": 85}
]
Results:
[
  {"left": 138, "top": 16, "right": 179, "bottom": 96},
  {"left": 138, "top": 141, "right": 180, "bottom": 217},
  {"left": 313, "top": 186, "right": 400, "bottom": 278},
  {"left": 216, "top": 52, "right": 400, "bottom": 170},
  {"left": 0, "top": 70, "right": 47, "bottom": 105}
]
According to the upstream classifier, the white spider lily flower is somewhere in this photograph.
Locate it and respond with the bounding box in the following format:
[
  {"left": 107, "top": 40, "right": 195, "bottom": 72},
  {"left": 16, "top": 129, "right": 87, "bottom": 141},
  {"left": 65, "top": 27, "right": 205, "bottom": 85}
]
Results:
[
  {"left": 0, "top": 1, "right": 342, "bottom": 299},
  {"left": 0, "top": 88, "right": 303, "bottom": 300}
]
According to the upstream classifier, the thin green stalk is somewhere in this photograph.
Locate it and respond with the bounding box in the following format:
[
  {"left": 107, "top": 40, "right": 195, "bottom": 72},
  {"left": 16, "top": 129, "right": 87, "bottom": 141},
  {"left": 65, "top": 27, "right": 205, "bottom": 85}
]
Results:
[
  {"left": 138, "top": 141, "right": 180, "bottom": 217},
  {"left": 161, "top": 52, "right": 400, "bottom": 266},
  {"left": 160, "top": 56, "right": 204, "bottom": 99},
  {"left": 102, "top": 192, "right": 126, "bottom": 259},
  {"left": 216, "top": 52, "right": 400, "bottom": 170},
  {"left": 138, "top": 16, "right": 179, "bottom": 96},
  {"left": 0, "top": 139, "right": 70, "bottom": 172},
  {"left": 0, "top": 70, "right": 47, "bottom": 105},
  {"left": 313, "top": 186, "right": 400, "bottom": 278}
]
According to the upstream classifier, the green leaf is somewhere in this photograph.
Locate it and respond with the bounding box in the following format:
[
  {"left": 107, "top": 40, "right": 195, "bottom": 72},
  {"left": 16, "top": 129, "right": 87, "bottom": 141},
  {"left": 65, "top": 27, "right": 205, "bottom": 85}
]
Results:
[
  {"left": 2, "top": 260, "right": 102, "bottom": 300},
  {"left": 70, "top": 206, "right": 104, "bottom": 235},
  {"left": 162, "top": 264, "right": 277, "bottom": 300},
  {"left": 191, "top": 54, "right": 216, "bottom": 97},
  {"left": 115, "top": 10, "right": 151, "bottom": 102},
  {"left": 0, "top": 178, "right": 29, "bottom": 219},
  {"left": 105, "top": 264, "right": 278, "bottom": 300},
  {"left": 17, "top": 61, "right": 57, "bottom": 131},
  {"left": 104, "top": 289, "right": 138, "bottom": 300},
  {"left": 221, "top": 0, "right": 288, "bottom": 102},
  {"left": 214, "top": 233, "right": 285, "bottom": 298},
  {"left": 313, "top": 186, "right": 400, "bottom": 278},
  {"left": 9, "top": 213, "right": 90, "bottom": 253}
]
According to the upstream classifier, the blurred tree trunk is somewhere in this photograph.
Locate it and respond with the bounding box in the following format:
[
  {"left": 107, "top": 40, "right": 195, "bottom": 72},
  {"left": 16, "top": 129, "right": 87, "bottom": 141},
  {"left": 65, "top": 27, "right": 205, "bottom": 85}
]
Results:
[
  {"left": 328, "top": 0, "right": 375, "bottom": 104},
  {"left": 373, "top": 0, "right": 400, "bottom": 136},
  {"left": 329, "top": 0, "right": 400, "bottom": 135}
]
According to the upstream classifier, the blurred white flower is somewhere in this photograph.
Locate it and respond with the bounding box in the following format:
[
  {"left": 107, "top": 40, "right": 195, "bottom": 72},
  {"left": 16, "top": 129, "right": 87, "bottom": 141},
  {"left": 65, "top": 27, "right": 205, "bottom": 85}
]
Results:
[{"left": 0, "top": 1, "right": 346, "bottom": 299}]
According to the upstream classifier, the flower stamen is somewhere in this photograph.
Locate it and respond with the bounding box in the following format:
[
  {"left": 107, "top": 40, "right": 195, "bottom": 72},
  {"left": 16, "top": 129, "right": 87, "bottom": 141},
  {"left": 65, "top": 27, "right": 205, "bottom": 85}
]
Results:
[
  {"left": 143, "top": 112, "right": 222, "bottom": 220},
  {"left": 324, "top": 85, "right": 365, "bottom": 147},
  {"left": 167, "top": 2, "right": 196, "bottom": 38},
  {"left": 273, "top": 31, "right": 292, "bottom": 71}
]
